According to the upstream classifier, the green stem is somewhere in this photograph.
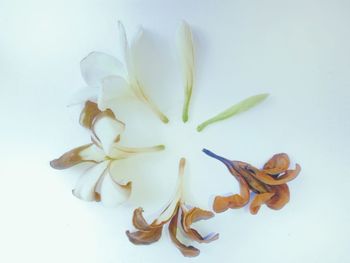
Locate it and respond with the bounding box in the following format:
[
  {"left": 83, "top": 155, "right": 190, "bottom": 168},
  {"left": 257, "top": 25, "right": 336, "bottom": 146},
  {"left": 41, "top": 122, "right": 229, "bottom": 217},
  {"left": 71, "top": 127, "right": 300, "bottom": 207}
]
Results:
[
  {"left": 182, "top": 85, "right": 192, "bottom": 123},
  {"left": 197, "top": 93, "right": 269, "bottom": 132}
]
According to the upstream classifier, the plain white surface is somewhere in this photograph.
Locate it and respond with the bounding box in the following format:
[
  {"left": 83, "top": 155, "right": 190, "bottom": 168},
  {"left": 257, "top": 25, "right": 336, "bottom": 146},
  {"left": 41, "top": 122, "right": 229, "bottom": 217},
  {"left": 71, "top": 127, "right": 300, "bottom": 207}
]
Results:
[{"left": 1, "top": 0, "right": 350, "bottom": 262}]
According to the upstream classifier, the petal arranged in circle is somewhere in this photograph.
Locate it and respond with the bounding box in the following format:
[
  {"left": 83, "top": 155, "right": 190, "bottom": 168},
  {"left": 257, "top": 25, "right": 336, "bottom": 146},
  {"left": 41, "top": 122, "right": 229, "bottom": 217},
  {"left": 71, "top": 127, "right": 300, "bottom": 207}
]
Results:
[
  {"left": 50, "top": 143, "right": 105, "bottom": 170},
  {"left": 91, "top": 111, "right": 125, "bottom": 155},
  {"left": 98, "top": 170, "right": 131, "bottom": 207},
  {"left": 213, "top": 175, "right": 250, "bottom": 213},
  {"left": 126, "top": 225, "right": 163, "bottom": 245},
  {"left": 117, "top": 21, "right": 132, "bottom": 80},
  {"left": 72, "top": 161, "right": 109, "bottom": 201},
  {"left": 169, "top": 209, "right": 200, "bottom": 257},
  {"left": 263, "top": 153, "right": 290, "bottom": 175},
  {"left": 155, "top": 159, "right": 185, "bottom": 224},
  {"left": 266, "top": 184, "right": 290, "bottom": 210},
  {"left": 177, "top": 20, "right": 195, "bottom": 122},
  {"left": 125, "top": 207, "right": 164, "bottom": 245},
  {"left": 251, "top": 164, "right": 301, "bottom": 185},
  {"left": 181, "top": 207, "right": 219, "bottom": 243},
  {"left": 80, "top": 51, "right": 125, "bottom": 87},
  {"left": 97, "top": 76, "right": 129, "bottom": 111},
  {"left": 249, "top": 192, "right": 275, "bottom": 215}
]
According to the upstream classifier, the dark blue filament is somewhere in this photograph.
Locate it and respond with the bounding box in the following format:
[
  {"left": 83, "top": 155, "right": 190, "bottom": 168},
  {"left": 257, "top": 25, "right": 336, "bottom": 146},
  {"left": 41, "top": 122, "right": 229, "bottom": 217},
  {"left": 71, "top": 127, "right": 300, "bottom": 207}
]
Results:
[{"left": 202, "top": 148, "right": 232, "bottom": 167}]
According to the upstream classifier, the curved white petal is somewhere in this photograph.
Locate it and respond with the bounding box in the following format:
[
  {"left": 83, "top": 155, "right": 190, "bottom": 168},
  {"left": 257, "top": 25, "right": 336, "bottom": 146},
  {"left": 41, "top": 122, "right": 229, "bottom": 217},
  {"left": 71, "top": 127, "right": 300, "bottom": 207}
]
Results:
[
  {"left": 155, "top": 185, "right": 181, "bottom": 224},
  {"left": 155, "top": 158, "right": 185, "bottom": 224},
  {"left": 73, "top": 161, "right": 109, "bottom": 201},
  {"left": 129, "top": 27, "right": 145, "bottom": 85},
  {"left": 79, "top": 144, "right": 106, "bottom": 162},
  {"left": 97, "top": 76, "right": 129, "bottom": 111},
  {"left": 92, "top": 112, "right": 125, "bottom": 156},
  {"left": 117, "top": 21, "right": 132, "bottom": 78},
  {"left": 99, "top": 170, "right": 131, "bottom": 207},
  {"left": 80, "top": 52, "right": 125, "bottom": 87},
  {"left": 177, "top": 21, "right": 194, "bottom": 84},
  {"left": 68, "top": 87, "right": 98, "bottom": 106}
]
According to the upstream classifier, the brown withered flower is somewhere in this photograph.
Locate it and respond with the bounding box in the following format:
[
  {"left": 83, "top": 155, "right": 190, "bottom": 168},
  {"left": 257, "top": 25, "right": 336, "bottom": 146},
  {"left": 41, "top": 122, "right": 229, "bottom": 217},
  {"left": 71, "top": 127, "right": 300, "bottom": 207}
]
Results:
[
  {"left": 50, "top": 101, "right": 164, "bottom": 206},
  {"left": 126, "top": 158, "right": 219, "bottom": 257},
  {"left": 202, "top": 149, "right": 301, "bottom": 215}
]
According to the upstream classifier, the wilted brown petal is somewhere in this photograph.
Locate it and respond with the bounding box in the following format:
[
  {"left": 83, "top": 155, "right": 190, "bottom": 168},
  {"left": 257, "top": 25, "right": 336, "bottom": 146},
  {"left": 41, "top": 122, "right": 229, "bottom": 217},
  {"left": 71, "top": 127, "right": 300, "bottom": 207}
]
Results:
[
  {"left": 263, "top": 153, "right": 290, "bottom": 175},
  {"left": 168, "top": 209, "right": 200, "bottom": 257},
  {"left": 132, "top": 207, "right": 153, "bottom": 231},
  {"left": 181, "top": 207, "right": 219, "bottom": 243},
  {"left": 249, "top": 192, "right": 275, "bottom": 215},
  {"left": 213, "top": 175, "right": 250, "bottom": 213},
  {"left": 234, "top": 162, "right": 269, "bottom": 193},
  {"left": 50, "top": 143, "right": 104, "bottom": 170},
  {"left": 126, "top": 226, "right": 163, "bottom": 245},
  {"left": 250, "top": 164, "right": 301, "bottom": 185},
  {"left": 126, "top": 208, "right": 165, "bottom": 245},
  {"left": 266, "top": 184, "right": 290, "bottom": 210},
  {"left": 79, "top": 101, "right": 101, "bottom": 129}
]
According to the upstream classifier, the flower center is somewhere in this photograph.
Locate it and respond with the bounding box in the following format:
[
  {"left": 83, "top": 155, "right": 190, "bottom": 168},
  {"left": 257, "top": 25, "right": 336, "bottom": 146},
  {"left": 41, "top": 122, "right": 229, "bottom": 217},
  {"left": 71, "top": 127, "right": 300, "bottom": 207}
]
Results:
[{"left": 160, "top": 119, "right": 203, "bottom": 161}]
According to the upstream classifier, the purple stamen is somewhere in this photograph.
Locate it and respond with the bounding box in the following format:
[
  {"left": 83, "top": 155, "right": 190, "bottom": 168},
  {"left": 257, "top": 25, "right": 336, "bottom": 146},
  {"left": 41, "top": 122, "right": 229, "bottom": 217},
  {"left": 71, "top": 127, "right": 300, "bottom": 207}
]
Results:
[{"left": 202, "top": 148, "right": 232, "bottom": 167}]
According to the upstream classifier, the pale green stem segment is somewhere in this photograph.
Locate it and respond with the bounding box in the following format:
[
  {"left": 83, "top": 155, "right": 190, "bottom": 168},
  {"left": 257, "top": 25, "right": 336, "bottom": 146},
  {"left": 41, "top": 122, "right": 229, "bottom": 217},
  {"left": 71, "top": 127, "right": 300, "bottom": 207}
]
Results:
[
  {"left": 134, "top": 81, "right": 169, "bottom": 124},
  {"left": 116, "top": 144, "right": 165, "bottom": 154},
  {"left": 196, "top": 93, "right": 269, "bottom": 132},
  {"left": 182, "top": 81, "right": 193, "bottom": 123}
]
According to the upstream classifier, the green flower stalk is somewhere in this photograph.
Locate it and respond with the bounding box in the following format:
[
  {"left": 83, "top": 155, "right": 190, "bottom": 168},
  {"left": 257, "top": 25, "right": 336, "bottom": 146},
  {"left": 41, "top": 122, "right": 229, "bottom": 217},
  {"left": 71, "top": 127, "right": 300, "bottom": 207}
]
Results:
[
  {"left": 197, "top": 93, "right": 269, "bottom": 132},
  {"left": 177, "top": 21, "right": 195, "bottom": 123}
]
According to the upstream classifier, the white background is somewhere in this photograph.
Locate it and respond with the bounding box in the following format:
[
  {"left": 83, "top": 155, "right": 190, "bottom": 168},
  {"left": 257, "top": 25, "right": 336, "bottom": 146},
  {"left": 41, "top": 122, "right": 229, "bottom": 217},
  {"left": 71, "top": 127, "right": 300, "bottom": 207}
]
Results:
[{"left": 1, "top": 0, "right": 350, "bottom": 262}]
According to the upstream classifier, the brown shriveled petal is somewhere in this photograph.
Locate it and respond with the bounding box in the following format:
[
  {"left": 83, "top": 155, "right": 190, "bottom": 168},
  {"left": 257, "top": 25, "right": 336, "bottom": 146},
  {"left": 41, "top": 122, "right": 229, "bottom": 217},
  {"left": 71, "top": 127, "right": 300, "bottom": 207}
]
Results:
[
  {"left": 50, "top": 143, "right": 100, "bottom": 170},
  {"left": 234, "top": 162, "right": 269, "bottom": 193},
  {"left": 79, "top": 101, "right": 101, "bottom": 129},
  {"left": 126, "top": 207, "right": 165, "bottom": 245},
  {"left": 249, "top": 192, "right": 275, "bottom": 215},
  {"left": 169, "top": 208, "right": 200, "bottom": 257},
  {"left": 181, "top": 207, "right": 219, "bottom": 243},
  {"left": 249, "top": 164, "right": 301, "bottom": 186},
  {"left": 213, "top": 175, "right": 250, "bottom": 213},
  {"left": 132, "top": 207, "right": 153, "bottom": 231},
  {"left": 263, "top": 153, "right": 290, "bottom": 176},
  {"left": 266, "top": 184, "right": 290, "bottom": 210},
  {"left": 126, "top": 226, "right": 163, "bottom": 245}
]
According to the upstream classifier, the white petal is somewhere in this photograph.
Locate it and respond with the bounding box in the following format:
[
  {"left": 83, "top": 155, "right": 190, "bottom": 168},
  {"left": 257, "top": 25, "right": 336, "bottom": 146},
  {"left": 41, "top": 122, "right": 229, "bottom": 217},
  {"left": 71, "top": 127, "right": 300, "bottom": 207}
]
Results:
[
  {"left": 129, "top": 26, "right": 145, "bottom": 85},
  {"left": 155, "top": 186, "right": 181, "bottom": 224},
  {"left": 92, "top": 112, "right": 125, "bottom": 155},
  {"left": 80, "top": 52, "right": 125, "bottom": 87},
  {"left": 155, "top": 158, "right": 185, "bottom": 224},
  {"left": 117, "top": 21, "right": 132, "bottom": 77},
  {"left": 73, "top": 161, "right": 109, "bottom": 201},
  {"left": 97, "top": 76, "right": 130, "bottom": 111},
  {"left": 79, "top": 144, "right": 106, "bottom": 162},
  {"left": 99, "top": 171, "right": 131, "bottom": 207},
  {"left": 177, "top": 21, "right": 195, "bottom": 85},
  {"left": 68, "top": 87, "right": 98, "bottom": 106}
]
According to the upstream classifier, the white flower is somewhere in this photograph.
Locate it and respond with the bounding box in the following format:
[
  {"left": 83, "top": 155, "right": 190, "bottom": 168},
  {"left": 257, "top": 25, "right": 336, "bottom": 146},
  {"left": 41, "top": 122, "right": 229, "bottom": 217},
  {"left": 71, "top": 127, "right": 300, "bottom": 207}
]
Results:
[
  {"left": 177, "top": 21, "right": 195, "bottom": 122},
  {"left": 50, "top": 103, "right": 165, "bottom": 206},
  {"left": 71, "top": 21, "right": 169, "bottom": 123}
]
